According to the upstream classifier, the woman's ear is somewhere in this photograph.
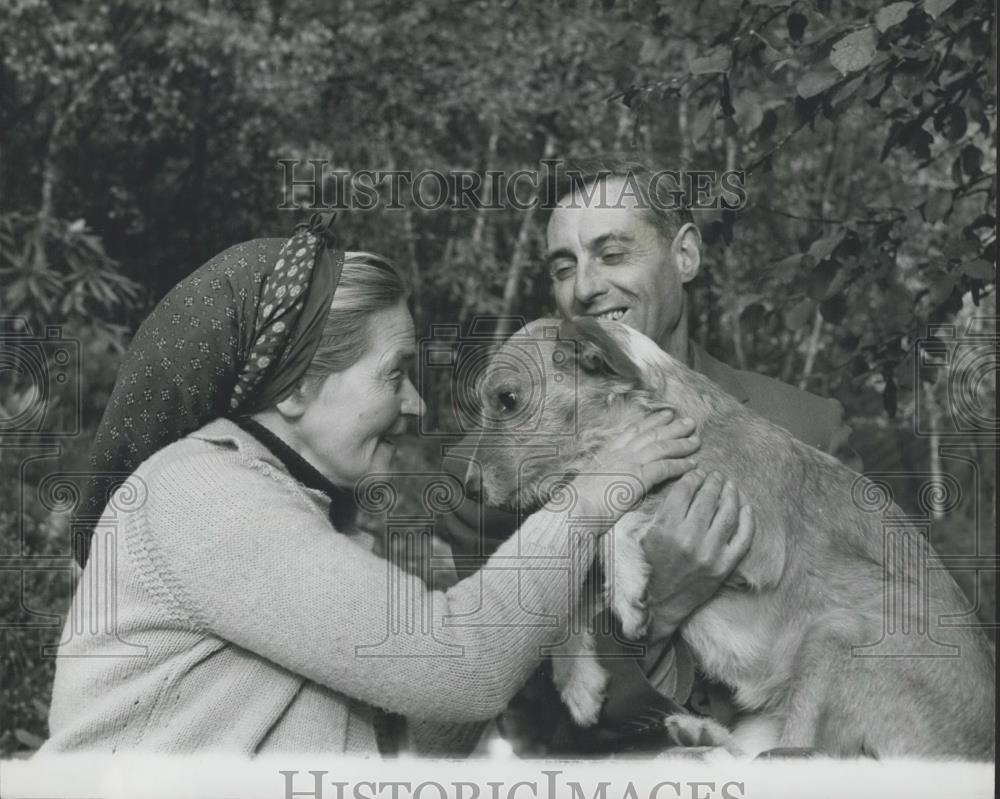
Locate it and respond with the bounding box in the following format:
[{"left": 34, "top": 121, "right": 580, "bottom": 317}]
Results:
[
  {"left": 273, "top": 384, "right": 312, "bottom": 420},
  {"left": 671, "top": 223, "right": 702, "bottom": 284}
]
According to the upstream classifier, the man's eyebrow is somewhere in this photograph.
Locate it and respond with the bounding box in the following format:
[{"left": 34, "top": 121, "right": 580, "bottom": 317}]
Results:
[
  {"left": 588, "top": 232, "right": 634, "bottom": 250},
  {"left": 545, "top": 247, "right": 576, "bottom": 268}
]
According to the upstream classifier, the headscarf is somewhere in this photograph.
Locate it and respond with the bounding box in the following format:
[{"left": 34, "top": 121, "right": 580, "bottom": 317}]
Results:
[{"left": 74, "top": 213, "right": 344, "bottom": 567}]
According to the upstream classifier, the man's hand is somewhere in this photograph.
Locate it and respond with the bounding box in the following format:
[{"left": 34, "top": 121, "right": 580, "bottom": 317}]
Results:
[
  {"left": 572, "top": 411, "right": 700, "bottom": 523},
  {"left": 642, "top": 470, "right": 755, "bottom": 641}
]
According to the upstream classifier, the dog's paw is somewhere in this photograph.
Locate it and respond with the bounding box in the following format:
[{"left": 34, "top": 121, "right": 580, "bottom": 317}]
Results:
[
  {"left": 558, "top": 658, "right": 610, "bottom": 728},
  {"left": 661, "top": 713, "right": 744, "bottom": 756},
  {"left": 562, "top": 681, "right": 605, "bottom": 728},
  {"left": 617, "top": 598, "right": 649, "bottom": 640}
]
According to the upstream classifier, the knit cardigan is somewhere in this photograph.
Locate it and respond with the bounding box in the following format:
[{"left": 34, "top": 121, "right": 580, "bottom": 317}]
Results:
[{"left": 40, "top": 419, "right": 596, "bottom": 756}]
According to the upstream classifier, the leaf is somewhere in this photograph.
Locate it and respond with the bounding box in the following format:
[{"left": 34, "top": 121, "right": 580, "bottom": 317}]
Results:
[
  {"left": 883, "top": 374, "right": 898, "bottom": 418},
  {"left": 689, "top": 101, "right": 718, "bottom": 142},
  {"left": 966, "top": 214, "right": 996, "bottom": 233},
  {"left": 961, "top": 259, "right": 996, "bottom": 281},
  {"left": 831, "top": 74, "right": 866, "bottom": 107},
  {"left": 732, "top": 90, "right": 764, "bottom": 132},
  {"left": 830, "top": 27, "right": 878, "bottom": 75},
  {"left": 740, "top": 302, "right": 768, "bottom": 327},
  {"left": 960, "top": 144, "right": 983, "bottom": 176},
  {"left": 15, "top": 729, "right": 44, "bottom": 749},
  {"left": 639, "top": 37, "right": 664, "bottom": 65},
  {"left": 807, "top": 260, "right": 841, "bottom": 301},
  {"left": 927, "top": 267, "right": 958, "bottom": 305},
  {"left": 969, "top": 27, "right": 991, "bottom": 56},
  {"left": 689, "top": 47, "right": 732, "bottom": 74},
  {"left": 784, "top": 298, "right": 815, "bottom": 330},
  {"left": 923, "top": 189, "right": 952, "bottom": 222},
  {"left": 819, "top": 293, "right": 848, "bottom": 324},
  {"left": 808, "top": 232, "right": 844, "bottom": 263},
  {"left": 758, "top": 107, "right": 779, "bottom": 139},
  {"left": 875, "top": 2, "right": 913, "bottom": 31},
  {"left": 720, "top": 74, "right": 736, "bottom": 117},
  {"left": 934, "top": 105, "right": 967, "bottom": 141},
  {"left": 772, "top": 253, "right": 804, "bottom": 282},
  {"left": 787, "top": 11, "right": 808, "bottom": 43},
  {"left": 924, "top": 0, "right": 957, "bottom": 19},
  {"left": 797, "top": 67, "right": 840, "bottom": 98},
  {"left": 904, "top": 126, "right": 933, "bottom": 160},
  {"left": 952, "top": 154, "right": 965, "bottom": 185}
]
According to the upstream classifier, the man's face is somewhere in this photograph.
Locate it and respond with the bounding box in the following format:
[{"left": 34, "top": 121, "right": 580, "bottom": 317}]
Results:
[{"left": 546, "top": 177, "right": 687, "bottom": 351}]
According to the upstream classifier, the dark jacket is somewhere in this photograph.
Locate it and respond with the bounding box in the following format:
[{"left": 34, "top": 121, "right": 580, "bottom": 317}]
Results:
[{"left": 436, "top": 343, "right": 857, "bottom": 755}]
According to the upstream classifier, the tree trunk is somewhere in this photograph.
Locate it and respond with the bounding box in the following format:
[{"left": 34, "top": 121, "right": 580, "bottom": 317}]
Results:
[
  {"left": 781, "top": 331, "right": 800, "bottom": 384},
  {"left": 402, "top": 204, "right": 422, "bottom": 333},
  {"left": 381, "top": 126, "right": 423, "bottom": 334},
  {"left": 722, "top": 135, "right": 747, "bottom": 370},
  {"left": 459, "top": 128, "right": 500, "bottom": 326},
  {"left": 31, "top": 113, "right": 65, "bottom": 274},
  {"left": 799, "top": 307, "right": 824, "bottom": 389},
  {"left": 798, "top": 124, "right": 856, "bottom": 391},
  {"left": 925, "top": 377, "right": 944, "bottom": 521},
  {"left": 499, "top": 134, "right": 555, "bottom": 318},
  {"left": 616, "top": 102, "right": 632, "bottom": 150},
  {"left": 678, "top": 98, "right": 691, "bottom": 166}
]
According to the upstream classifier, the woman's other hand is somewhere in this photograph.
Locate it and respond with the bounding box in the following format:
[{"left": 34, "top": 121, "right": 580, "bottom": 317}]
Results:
[
  {"left": 572, "top": 410, "right": 700, "bottom": 522},
  {"left": 642, "top": 470, "right": 755, "bottom": 641}
]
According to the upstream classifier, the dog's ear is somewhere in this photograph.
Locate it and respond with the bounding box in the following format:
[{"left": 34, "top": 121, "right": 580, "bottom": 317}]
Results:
[{"left": 559, "top": 316, "right": 647, "bottom": 388}]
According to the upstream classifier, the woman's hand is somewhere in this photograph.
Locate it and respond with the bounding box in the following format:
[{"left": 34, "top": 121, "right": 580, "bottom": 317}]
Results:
[
  {"left": 572, "top": 410, "right": 700, "bottom": 522},
  {"left": 643, "top": 470, "right": 755, "bottom": 641}
]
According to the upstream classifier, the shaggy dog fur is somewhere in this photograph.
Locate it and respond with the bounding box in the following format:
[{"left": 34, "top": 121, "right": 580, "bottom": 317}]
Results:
[{"left": 472, "top": 316, "right": 995, "bottom": 759}]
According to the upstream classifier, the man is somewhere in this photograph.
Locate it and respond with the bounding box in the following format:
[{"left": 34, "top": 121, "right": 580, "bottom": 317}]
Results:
[{"left": 437, "top": 157, "right": 855, "bottom": 755}]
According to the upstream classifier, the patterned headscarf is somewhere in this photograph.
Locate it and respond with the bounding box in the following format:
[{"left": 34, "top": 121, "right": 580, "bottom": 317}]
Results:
[{"left": 74, "top": 214, "right": 344, "bottom": 566}]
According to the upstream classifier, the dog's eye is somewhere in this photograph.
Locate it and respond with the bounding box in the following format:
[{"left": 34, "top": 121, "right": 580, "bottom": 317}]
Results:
[{"left": 497, "top": 390, "right": 518, "bottom": 412}]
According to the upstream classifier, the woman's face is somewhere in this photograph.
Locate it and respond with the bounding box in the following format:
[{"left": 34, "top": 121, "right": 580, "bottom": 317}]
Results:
[{"left": 294, "top": 301, "right": 424, "bottom": 487}]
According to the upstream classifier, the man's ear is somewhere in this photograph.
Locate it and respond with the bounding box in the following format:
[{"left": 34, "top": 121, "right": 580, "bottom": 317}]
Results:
[
  {"left": 670, "top": 222, "right": 702, "bottom": 284},
  {"left": 559, "top": 316, "right": 646, "bottom": 388}
]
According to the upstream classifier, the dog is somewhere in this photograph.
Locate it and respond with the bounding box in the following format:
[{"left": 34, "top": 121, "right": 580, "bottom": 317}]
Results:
[{"left": 471, "top": 316, "right": 995, "bottom": 759}]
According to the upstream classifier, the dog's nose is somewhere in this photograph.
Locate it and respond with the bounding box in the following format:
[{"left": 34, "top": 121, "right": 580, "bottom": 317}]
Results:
[{"left": 463, "top": 475, "right": 483, "bottom": 503}]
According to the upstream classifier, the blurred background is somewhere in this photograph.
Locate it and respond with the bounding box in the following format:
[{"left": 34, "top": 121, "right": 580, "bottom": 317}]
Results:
[{"left": 0, "top": 0, "right": 995, "bottom": 756}]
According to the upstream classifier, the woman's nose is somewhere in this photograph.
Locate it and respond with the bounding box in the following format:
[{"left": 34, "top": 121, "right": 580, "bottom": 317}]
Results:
[{"left": 401, "top": 377, "right": 426, "bottom": 417}]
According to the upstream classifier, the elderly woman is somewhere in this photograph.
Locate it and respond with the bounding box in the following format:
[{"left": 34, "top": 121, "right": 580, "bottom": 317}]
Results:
[{"left": 40, "top": 217, "right": 702, "bottom": 756}]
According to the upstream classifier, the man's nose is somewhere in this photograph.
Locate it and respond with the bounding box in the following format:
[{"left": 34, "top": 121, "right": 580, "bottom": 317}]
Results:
[{"left": 573, "top": 262, "right": 606, "bottom": 309}]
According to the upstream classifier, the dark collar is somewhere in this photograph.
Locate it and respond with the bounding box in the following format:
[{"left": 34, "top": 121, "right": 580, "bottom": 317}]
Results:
[
  {"left": 689, "top": 342, "right": 750, "bottom": 405},
  {"left": 231, "top": 416, "right": 356, "bottom": 529}
]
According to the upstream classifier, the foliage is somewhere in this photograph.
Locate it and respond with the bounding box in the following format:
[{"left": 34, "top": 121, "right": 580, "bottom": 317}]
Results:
[
  {"left": 0, "top": 0, "right": 994, "bottom": 756},
  {"left": 615, "top": 0, "right": 995, "bottom": 410}
]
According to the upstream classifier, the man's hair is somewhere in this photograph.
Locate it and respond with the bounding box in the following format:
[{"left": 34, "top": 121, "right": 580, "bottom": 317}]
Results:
[{"left": 550, "top": 156, "right": 694, "bottom": 245}]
